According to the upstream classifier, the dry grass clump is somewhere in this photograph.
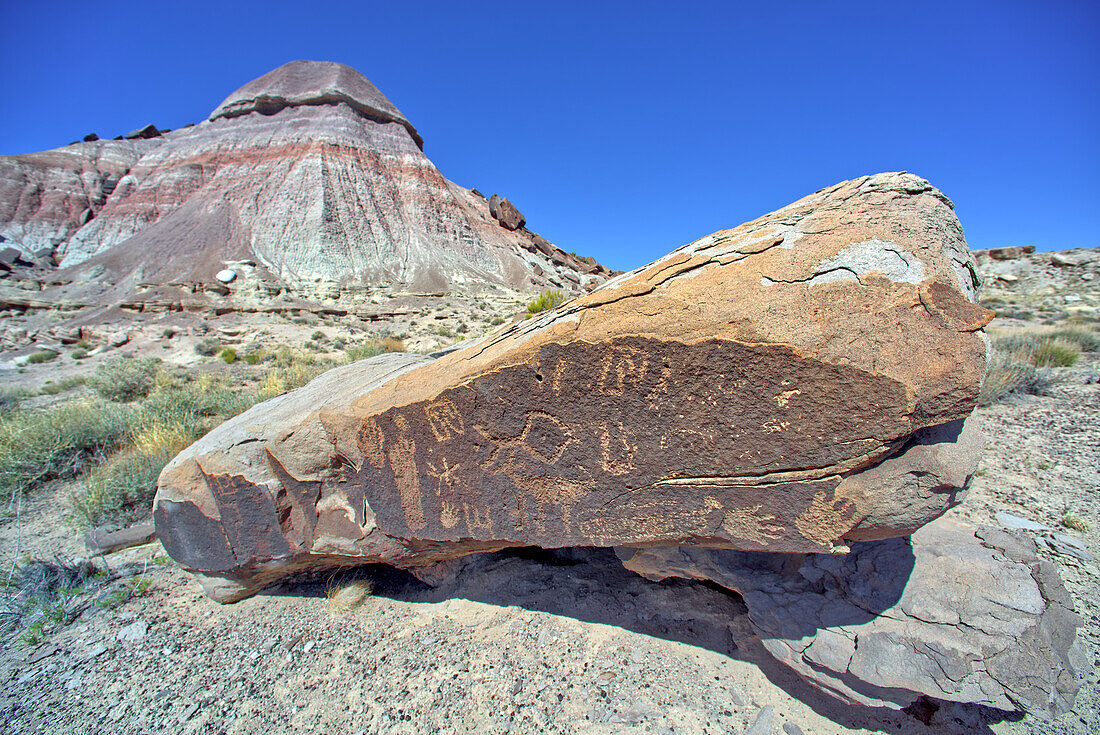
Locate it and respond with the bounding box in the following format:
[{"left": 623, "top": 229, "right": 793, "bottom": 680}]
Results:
[
  {"left": 343, "top": 337, "right": 405, "bottom": 363},
  {"left": 978, "top": 326, "right": 1098, "bottom": 406},
  {"left": 1061, "top": 509, "right": 1089, "bottom": 533},
  {"left": 992, "top": 332, "right": 1080, "bottom": 368},
  {"left": 0, "top": 558, "right": 99, "bottom": 644},
  {"left": 325, "top": 579, "right": 374, "bottom": 617},
  {"left": 1047, "top": 325, "right": 1100, "bottom": 352},
  {"left": 978, "top": 353, "right": 1041, "bottom": 406}
]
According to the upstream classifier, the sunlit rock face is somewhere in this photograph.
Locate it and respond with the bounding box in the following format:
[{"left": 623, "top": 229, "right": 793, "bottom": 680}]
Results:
[
  {"left": 0, "top": 60, "right": 611, "bottom": 300},
  {"left": 154, "top": 172, "right": 993, "bottom": 601}
]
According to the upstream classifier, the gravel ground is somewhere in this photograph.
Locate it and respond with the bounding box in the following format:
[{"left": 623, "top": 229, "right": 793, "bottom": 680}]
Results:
[{"left": 0, "top": 356, "right": 1096, "bottom": 735}]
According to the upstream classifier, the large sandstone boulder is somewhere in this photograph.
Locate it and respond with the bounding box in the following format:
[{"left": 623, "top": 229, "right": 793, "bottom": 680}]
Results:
[
  {"left": 155, "top": 172, "right": 992, "bottom": 601},
  {"left": 617, "top": 518, "right": 1082, "bottom": 718}
]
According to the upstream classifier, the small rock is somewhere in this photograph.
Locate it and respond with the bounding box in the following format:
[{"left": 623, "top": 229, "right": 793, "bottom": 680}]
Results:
[
  {"left": 116, "top": 621, "right": 148, "bottom": 643},
  {"left": 87, "top": 644, "right": 108, "bottom": 659},
  {"left": 216, "top": 269, "right": 237, "bottom": 284},
  {"left": 302, "top": 640, "right": 315, "bottom": 653},
  {"left": 782, "top": 723, "right": 805, "bottom": 735},
  {"left": 745, "top": 705, "right": 775, "bottom": 735},
  {"left": 1050, "top": 538, "right": 1093, "bottom": 561}
]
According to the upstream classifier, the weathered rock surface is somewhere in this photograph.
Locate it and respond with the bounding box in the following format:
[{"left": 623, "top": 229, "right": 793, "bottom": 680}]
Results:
[
  {"left": 0, "top": 139, "right": 156, "bottom": 259},
  {"left": 155, "top": 172, "right": 993, "bottom": 601},
  {"left": 489, "top": 194, "right": 526, "bottom": 230},
  {"left": 617, "top": 517, "right": 1082, "bottom": 718},
  {"left": 0, "top": 60, "right": 612, "bottom": 306},
  {"left": 975, "top": 246, "right": 1099, "bottom": 321}
]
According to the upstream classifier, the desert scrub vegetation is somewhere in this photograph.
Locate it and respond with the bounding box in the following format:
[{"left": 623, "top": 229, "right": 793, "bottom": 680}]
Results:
[
  {"left": 39, "top": 376, "right": 86, "bottom": 396},
  {"left": 1, "top": 558, "right": 154, "bottom": 645},
  {"left": 1061, "top": 508, "right": 1089, "bottom": 533},
  {"left": 6, "top": 339, "right": 415, "bottom": 528},
  {"left": 977, "top": 328, "right": 1096, "bottom": 405},
  {"left": 526, "top": 290, "right": 565, "bottom": 316},
  {"left": 88, "top": 357, "right": 161, "bottom": 402},
  {"left": 72, "top": 373, "right": 258, "bottom": 527},
  {"left": 194, "top": 337, "right": 221, "bottom": 356},
  {"left": 25, "top": 350, "right": 59, "bottom": 364},
  {"left": 0, "top": 400, "right": 138, "bottom": 503},
  {"left": 344, "top": 337, "right": 405, "bottom": 362}
]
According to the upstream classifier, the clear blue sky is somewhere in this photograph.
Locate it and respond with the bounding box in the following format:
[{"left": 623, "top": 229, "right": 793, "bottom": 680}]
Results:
[{"left": 1, "top": 0, "right": 1096, "bottom": 271}]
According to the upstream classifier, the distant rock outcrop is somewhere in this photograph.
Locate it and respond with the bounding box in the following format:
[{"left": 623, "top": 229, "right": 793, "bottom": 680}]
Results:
[
  {"left": 0, "top": 139, "right": 156, "bottom": 260},
  {"left": 975, "top": 246, "right": 1099, "bottom": 321},
  {"left": 0, "top": 60, "right": 612, "bottom": 306},
  {"left": 155, "top": 172, "right": 993, "bottom": 599}
]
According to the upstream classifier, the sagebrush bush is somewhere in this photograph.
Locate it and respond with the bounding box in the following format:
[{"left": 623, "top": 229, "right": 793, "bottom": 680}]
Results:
[
  {"left": 194, "top": 338, "right": 221, "bottom": 356},
  {"left": 526, "top": 290, "right": 565, "bottom": 315},
  {"left": 88, "top": 357, "right": 162, "bottom": 402},
  {"left": 26, "top": 351, "right": 58, "bottom": 364},
  {"left": 220, "top": 347, "right": 237, "bottom": 364}
]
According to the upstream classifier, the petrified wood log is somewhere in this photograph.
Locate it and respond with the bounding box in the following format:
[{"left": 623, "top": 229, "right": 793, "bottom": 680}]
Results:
[{"left": 155, "top": 172, "right": 993, "bottom": 601}]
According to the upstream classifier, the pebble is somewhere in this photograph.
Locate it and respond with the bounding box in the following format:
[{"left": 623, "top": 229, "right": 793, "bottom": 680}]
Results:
[
  {"left": 116, "top": 621, "right": 148, "bottom": 643},
  {"left": 745, "top": 705, "right": 775, "bottom": 735}
]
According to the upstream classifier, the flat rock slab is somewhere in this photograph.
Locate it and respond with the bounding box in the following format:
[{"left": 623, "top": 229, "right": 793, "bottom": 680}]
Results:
[
  {"left": 617, "top": 517, "right": 1082, "bottom": 718},
  {"left": 155, "top": 172, "right": 992, "bottom": 601}
]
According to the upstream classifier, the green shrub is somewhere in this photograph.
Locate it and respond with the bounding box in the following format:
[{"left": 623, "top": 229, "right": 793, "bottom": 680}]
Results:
[
  {"left": 332, "top": 338, "right": 346, "bottom": 350},
  {"left": 195, "top": 338, "right": 221, "bottom": 356},
  {"left": 74, "top": 339, "right": 92, "bottom": 350},
  {"left": 220, "top": 348, "right": 237, "bottom": 364},
  {"left": 88, "top": 357, "right": 161, "bottom": 403},
  {"left": 1061, "top": 509, "right": 1089, "bottom": 533},
  {"left": 70, "top": 348, "right": 89, "bottom": 360},
  {"left": 26, "top": 351, "right": 58, "bottom": 364},
  {"left": 312, "top": 330, "right": 326, "bottom": 341},
  {"left": 526, "top": 290, "right": 565, "bottom": 315},
  {"left": 39, "top": 377, "right": 85, "bottom": 396},
  {"left": 490, "top": 316, "right": 505, "bottom": 326},
  {"left": 242, "top": 352, "right": 261, "bottom": 365}
]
